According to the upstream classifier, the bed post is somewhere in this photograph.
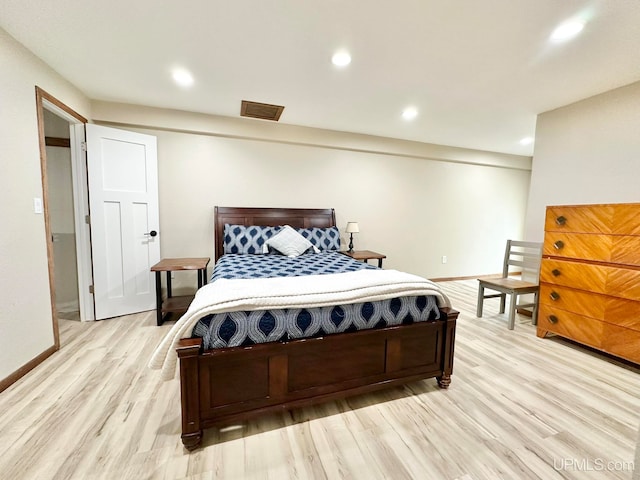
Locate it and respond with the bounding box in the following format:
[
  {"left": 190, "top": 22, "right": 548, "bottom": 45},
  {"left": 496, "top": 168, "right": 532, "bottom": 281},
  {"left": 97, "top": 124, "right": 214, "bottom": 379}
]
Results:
[
  {"left": 177, "top": 338, "right": 203, "bottom": 450},
  {"left": 437, "top": 308, "right": 457, "bottom": 388}
]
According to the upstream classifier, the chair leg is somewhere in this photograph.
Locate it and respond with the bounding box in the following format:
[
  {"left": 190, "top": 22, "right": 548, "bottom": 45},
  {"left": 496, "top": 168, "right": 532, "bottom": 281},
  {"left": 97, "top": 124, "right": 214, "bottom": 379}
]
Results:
[
  {"left": 507, "top": 293, "right": 517, "bottom": 330},
  {"left": 477, "top": 285, "right": 485, "bottom": 317},
  {"left": 499, "top": 294, "right": 506, "bottom": 314},
  {"left": 532, "top": 291, "right": 539, "bottom": 326}
]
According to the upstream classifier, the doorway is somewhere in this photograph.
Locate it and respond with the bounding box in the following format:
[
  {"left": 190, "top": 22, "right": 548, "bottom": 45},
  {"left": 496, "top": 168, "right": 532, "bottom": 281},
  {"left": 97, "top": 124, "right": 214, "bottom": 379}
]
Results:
[
  {"left": 43, "top": 110, "right": 79, "bottom": 321},
  {"left": 35, "top": 87, "right": 91, "bottom": 348}
]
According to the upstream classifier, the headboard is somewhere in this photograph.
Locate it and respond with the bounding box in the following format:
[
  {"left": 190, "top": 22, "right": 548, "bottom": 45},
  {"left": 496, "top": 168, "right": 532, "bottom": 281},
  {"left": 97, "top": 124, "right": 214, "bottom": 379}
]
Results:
[{"left": 214, "top": 206, "right": 337, "bottom": 262}]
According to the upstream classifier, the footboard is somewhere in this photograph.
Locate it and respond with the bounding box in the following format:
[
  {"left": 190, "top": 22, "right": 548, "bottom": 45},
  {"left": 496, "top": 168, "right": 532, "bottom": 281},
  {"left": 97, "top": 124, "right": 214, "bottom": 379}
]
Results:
[{"left": 177, "top": 307, "right": 457, "bottom": 450}]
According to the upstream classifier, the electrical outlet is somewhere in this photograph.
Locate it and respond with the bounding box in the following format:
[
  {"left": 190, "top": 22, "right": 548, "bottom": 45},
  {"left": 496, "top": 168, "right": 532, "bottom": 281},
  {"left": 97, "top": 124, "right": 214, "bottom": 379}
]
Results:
[
  {"left": 33, "top": 197, "right": 43, "bottom": 214},
  {"left": 441, "top": 255, "right": 447, "bottom": 264}
]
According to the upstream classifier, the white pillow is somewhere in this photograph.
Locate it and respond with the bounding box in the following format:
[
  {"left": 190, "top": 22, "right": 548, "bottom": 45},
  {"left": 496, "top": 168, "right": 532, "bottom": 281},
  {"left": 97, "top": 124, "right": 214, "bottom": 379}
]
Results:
[{"left": 266, "top": 225, "right": 316, "bottom": 257}]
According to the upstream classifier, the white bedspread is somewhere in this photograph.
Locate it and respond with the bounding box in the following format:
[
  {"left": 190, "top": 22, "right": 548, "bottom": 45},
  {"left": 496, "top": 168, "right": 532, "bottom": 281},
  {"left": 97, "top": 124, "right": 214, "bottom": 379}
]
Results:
[{"left": 148, "top": 269, "right": 451, "bottom": 380}]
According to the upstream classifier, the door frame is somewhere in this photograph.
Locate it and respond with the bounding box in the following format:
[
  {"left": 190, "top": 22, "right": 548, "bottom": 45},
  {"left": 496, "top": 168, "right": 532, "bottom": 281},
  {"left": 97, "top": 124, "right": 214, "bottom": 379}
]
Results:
[{"left": 35, "top": 87, "right": 91, "bottom": 348}]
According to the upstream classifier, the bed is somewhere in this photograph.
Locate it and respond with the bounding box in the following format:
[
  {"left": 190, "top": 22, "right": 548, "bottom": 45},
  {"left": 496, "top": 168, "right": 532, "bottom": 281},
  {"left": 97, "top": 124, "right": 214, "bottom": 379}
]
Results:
[{"left": 151, "top": 207, "right": 458, "bottom": 450}]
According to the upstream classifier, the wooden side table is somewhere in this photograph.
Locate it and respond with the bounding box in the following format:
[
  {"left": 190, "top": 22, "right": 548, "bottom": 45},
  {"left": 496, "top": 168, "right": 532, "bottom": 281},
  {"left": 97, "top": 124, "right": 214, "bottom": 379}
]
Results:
[
  {"left": 340, "top": 250, "right": 386, "bottom": 268},
  {"left": 150, "top": 257, "right": 210, "bottom": 326}
]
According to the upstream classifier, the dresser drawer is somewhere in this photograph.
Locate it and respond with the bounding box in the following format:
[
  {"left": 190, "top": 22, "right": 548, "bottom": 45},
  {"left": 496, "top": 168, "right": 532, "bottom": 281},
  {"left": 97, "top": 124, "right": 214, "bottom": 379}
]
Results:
[
  {"left": 546, "top": 203, "right": 640, "bottom": 235},
  {"left": 545, "top": 205, "right": 613, "bottom": 234},
  {"left": 543, "top": 233, "right": 611, "bottom": 263},
  {"left": 540, "top": 259, "right": 608, "bottom": 294},
  {"left": 538, "top": 305, "right": 604, "bottom": 349},
  {"left": 539, "top": 283, "right": 606, "bottom": 319},
  {"left": 543, "top": 232, "right": 640, "bottom": 266},
  {"left": 540, "top": 258, "right": 640, "bottom": 301},
  {"left": 602, "top": 324, "right": 640, "bottom": 363},
  {"left": 540, "top": 283, "right": 640, "bottom": 330}
]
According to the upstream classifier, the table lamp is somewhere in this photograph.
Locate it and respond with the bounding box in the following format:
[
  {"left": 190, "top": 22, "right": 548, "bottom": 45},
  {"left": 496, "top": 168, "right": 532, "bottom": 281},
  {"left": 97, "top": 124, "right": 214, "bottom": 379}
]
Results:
[{"left": 345, "top": 222, "right": 359, "bottom": 253}]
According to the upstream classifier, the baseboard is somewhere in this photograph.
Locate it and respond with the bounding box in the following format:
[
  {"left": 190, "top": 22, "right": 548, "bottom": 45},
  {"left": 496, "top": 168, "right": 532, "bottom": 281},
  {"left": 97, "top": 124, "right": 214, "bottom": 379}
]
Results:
[{"left": 0, "top": 345, "right": 57, "bottom": 394}]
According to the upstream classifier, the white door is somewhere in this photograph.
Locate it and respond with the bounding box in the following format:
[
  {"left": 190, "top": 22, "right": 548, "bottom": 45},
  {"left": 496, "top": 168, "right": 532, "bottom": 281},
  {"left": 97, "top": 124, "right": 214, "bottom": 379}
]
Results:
[{"left": 86, "top": 124, "right": 160, "bottom": 319}]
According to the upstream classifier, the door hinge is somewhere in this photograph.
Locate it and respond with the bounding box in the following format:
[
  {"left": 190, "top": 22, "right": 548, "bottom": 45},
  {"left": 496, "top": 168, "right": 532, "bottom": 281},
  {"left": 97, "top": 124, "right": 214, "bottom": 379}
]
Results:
[
  {"left": 81, "top": 141, "right": 87, "bottom": 152},
  {"left": 89, "top": 285, "right": 94, "bottom": 294},
  {"left": 85, "top": 214, "right": 90, "bottom": 225}
]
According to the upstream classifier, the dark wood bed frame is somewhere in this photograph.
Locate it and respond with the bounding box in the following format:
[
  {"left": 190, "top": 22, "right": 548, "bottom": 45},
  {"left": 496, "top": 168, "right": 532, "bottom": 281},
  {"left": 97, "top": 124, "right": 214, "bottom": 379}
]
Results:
[{"left": 176, "top": 207, "right": 458, "bottom": 450}]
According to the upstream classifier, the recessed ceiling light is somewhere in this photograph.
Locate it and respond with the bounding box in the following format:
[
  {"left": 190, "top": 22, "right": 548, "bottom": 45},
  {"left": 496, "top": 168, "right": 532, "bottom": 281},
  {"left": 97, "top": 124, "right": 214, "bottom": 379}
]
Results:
[
  {"left": 331, "top": 51, "right": 351, "bottom": 67},
  {"left": 520, "top": 136, "right": 534, "bottom": 145},
  {"left": 550, "top": 20, "right": 585, "bottom": 42},
  {"left": 172, "top": 68, "right": 194, "bottom": 87},
  {"left": 402, "top": 107, "right": 418, "bottom": 121}
]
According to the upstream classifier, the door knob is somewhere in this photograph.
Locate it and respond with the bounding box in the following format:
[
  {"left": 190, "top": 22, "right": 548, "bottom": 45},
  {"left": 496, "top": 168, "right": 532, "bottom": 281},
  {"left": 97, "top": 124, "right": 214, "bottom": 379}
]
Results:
[{"left": 144, "top": 230, "right": 158, "bottom": 237}]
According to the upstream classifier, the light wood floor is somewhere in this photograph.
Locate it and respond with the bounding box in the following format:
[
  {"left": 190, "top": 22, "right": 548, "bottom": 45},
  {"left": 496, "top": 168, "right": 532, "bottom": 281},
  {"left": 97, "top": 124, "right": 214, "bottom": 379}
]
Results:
[{"left": 1, "top": 280, "right": 638, "bottom": 480}]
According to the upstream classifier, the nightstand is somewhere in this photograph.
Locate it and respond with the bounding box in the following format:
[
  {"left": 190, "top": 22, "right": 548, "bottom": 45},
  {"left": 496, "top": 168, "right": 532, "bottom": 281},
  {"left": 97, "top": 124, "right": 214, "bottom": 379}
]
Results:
[
  {"left": 150, "top": 257, "right": 210, "bottom": 326},
  {"left": 341, "top": 250, "right": 386, "bottom": 268}
]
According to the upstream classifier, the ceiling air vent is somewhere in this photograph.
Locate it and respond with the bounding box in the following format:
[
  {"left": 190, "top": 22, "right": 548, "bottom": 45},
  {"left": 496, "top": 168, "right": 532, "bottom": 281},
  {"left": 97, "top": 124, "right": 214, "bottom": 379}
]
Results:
[{"left": 240, "top": 100, "right": 284, "bottom": 121}]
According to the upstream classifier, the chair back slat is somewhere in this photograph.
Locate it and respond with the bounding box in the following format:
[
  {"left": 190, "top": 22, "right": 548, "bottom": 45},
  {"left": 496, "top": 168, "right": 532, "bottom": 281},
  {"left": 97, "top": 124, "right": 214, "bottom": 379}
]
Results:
[{"left": 502, "top": 239, "right": 543, "bottom": 281}]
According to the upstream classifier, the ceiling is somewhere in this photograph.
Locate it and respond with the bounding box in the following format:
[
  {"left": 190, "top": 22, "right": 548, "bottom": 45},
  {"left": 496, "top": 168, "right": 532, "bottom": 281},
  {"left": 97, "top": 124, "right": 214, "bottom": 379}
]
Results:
[{"left": 2, "top": 0, "right": 640, "bottom": 156}]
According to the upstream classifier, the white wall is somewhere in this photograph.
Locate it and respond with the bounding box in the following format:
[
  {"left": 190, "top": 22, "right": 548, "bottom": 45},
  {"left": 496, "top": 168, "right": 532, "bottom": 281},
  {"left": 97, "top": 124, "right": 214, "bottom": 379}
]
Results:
[
  {"left": 92, "top": 102, "right": 532, "bottom": 290},
  {"left": 0, "top": 27, "right": 90, "bottom": 383},
  {"left": 525, "top": 80, "right": 640, "bottom": 241}
]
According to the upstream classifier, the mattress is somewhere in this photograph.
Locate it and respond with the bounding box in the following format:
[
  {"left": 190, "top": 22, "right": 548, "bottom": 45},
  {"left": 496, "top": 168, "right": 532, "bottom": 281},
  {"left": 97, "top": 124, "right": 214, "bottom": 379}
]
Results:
[{"left": 192, "top": 252, "right": 442, "bottom": 349}]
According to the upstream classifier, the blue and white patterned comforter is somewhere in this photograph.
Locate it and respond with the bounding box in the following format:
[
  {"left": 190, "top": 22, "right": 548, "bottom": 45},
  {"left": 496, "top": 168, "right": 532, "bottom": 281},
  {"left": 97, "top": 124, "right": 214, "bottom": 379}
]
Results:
[
  {"left": 192, "top": 252, "right": 442, "bottom": 349},
  {"left": 211, "top": 251, "right": 376, "bottom": 282}
]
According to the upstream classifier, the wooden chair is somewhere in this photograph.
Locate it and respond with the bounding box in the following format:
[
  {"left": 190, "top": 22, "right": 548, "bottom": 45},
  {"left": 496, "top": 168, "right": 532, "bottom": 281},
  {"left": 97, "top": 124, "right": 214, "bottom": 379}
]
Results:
[{"left": 476, "top": 240, "right": 542, "bottom": 330}]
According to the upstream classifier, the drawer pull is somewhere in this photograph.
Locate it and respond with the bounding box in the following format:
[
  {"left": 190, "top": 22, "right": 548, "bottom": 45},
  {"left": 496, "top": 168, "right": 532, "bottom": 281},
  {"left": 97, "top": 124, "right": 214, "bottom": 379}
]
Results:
[
  {"left": 548, "top": 315, "right": 558, "bottom": 324},
  {"left": 553, "top": 240, "right": 564, "bottom": 250},
  {"left": 552, "top": 269, "right": 561, "bottom": 277},
  {"left": 555, "top": 216, "right": 567, "bottom": 226},
  {"left": 549, "top": 291, "right": 560, "bottom": 301}
]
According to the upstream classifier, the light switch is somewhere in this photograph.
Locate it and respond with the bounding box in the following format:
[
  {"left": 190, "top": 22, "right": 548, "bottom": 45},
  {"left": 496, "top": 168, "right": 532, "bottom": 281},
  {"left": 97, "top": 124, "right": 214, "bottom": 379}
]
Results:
[{"left": 34, "top": 197, "right": 43, "bottom": 214}]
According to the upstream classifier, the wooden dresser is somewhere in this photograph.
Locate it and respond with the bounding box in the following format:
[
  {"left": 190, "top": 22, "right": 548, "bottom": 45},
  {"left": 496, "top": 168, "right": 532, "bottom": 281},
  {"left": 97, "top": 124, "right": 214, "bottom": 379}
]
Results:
[{"left": 537, "top": 203, "right": 640, "bottom": 363}]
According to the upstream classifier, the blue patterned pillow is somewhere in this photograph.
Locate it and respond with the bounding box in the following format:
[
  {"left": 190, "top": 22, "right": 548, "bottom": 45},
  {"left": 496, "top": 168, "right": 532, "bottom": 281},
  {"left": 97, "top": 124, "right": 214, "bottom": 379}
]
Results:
[
  {"left": 223, "top": 224, "right": 282, "bottom": 254},
  {"left": 297, "top": 227, "right": 341, "bottom": 251}
]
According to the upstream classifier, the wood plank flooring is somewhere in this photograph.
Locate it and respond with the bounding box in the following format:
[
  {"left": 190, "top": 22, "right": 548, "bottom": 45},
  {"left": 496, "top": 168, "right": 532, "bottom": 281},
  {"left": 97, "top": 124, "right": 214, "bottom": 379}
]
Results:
[{"left": 0, "top": 280, "right": 638, "bottom": 479}]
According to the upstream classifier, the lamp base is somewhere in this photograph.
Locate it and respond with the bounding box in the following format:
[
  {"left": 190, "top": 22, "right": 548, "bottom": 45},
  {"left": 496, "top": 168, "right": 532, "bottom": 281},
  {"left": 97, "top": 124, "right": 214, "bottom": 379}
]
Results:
[{"left": 348, "top": 233, "right": 354, "bottom": 253}]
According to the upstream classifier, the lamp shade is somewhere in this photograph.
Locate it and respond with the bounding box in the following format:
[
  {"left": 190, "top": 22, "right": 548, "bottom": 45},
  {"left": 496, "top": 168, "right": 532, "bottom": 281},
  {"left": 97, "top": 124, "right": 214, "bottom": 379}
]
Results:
[{"left": 345, "top": 222, "right": 359, "bottom": 233}]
